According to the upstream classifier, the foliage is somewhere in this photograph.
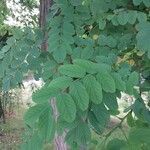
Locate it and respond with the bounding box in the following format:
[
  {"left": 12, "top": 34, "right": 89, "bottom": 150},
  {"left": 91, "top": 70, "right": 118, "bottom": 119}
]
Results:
[
  {"left": 0, "top": 0, "right": 9, "bottom": 36},
  {"left": 0, "top": 0, "right": 150, "bottom": 149},
  {"left": 20, "top": 0, "right": 39, "bottom": 9}
]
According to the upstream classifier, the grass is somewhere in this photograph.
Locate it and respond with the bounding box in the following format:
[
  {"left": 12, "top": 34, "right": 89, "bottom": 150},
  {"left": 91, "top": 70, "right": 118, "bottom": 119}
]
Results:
[{"left": 0, "top": 106, "right": 25, "bottom": 150}]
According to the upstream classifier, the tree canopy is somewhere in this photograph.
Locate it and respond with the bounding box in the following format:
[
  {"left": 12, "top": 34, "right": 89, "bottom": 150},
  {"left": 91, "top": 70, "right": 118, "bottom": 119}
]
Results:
[{"left": 0, "top": 0, "right": 150, "bottom": 149}]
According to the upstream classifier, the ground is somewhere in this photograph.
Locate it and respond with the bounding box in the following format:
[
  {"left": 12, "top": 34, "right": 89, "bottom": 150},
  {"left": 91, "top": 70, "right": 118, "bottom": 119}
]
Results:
[{"left": 0, "top": 106, "right": 25, "bottom": 150}]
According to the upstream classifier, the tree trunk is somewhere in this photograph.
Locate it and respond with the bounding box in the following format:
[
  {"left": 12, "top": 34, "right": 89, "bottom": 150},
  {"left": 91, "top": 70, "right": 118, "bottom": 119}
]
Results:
[
  {"left": 0, "top": 98, "right": 5, "bottom": 124},
  {"left": 51, "top": 98, "right": 68, "bottom": 150},
  {"left": 39, "top": 0, "right": 52, "bottom": 51},
  {"left": 39, "top": 1, "right": 67, "bottom": 149}
]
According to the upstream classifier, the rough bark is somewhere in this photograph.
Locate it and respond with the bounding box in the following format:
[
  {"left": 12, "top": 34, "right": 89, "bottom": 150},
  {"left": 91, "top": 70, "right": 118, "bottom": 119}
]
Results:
[
  {"left": 39, "top": 0, "right": 52, "bottom": 51},
  {"left": 51, "top": 98, "right": 68, "bottom": 150},
  {"left": 39, "top": 0, "right": 52, "bottom": 28},
  {"left": 39, "top": 1, "right": 67, "bottom": 149},
  {"left": 0, "top": 97, "right": 5, "bottom": 124}
]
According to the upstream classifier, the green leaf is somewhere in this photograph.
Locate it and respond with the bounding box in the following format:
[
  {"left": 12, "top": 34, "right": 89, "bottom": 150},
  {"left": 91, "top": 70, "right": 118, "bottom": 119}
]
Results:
[
  {"left": 6, "top": 36, "right": 16, "bottom": 46},
  {"left": 90, "top": 0, "right": 109, "bottom": 15},
  {"left": 38, "top": 106, "right": 55, "bottom": 141},
  {"left": 98, "top": 35, "right": 117, "bottom": 48},
  {"left": 98, "top": 18, "right": 106, "bottom": 30},
  {"left": 126, "top": 82, "right": 134, "bottom": 95},
  {"left": 136, "top": 23, "right": 150, "bottom": 54},
  {"left": 140, "top": 80, "right": 150, "bottom": 91},
  {"left": 89, "top": 111, "right": 103, "bottom": 134},
  {"left": 66, "top": 122, "right": 91, "bottom": 146},
  {"left": 103, "top": 92, "right": 118, "bottom": 112},
  {"left": 49, "top": 76, "right": 73, "bottom": 90},
  {"left": 128, "top": 71, "right": 139, "bottom": 85},
  {"left": 2, "top": 76, "right": 10, "bottom": 91},
  {"left": 57, "top": 117, "right": 79, "bottom": 135},
  {"left": 0, "top": 64, "right": 4, "bottom": 78},
  {"left": 70, "top": 81, "right": 89, "bottom": 111},
  {"left": 110, "top": 15, "right": 119, "bottom": 26},
  {"left": 143, "top": 0, "right": 150, "bottom": 7},
  {"left": 137, "top": 12, "right": 147, "bottom": 22},
  {"left": 72, "top": 47, "right": 81, "bottom": 59},
  {"left": 143, "top": 109, "right": 150, "bottom": 124},
  {"left": 128, "top": 11, "right": 137, "bottom": 24},
  {"left": 148, "top": 50, "right": 150, "bottom": 59},
  {"left": 63, "top": 22, "right": 75, "bottom": 35},
  {"left": 15, "top": 70, "right": 23, "bottom": 83},
  {"left": 81, "top": 47, "right": 94, "bottom": 60},
  {"left": 32, "top": 85, "right": 58, "bottom": 104},
  {"left": 0, "top": 51, "right": 4, "bottom": 59},
  {"left": 97, "top": 72, "right": 116, "bottom": 93},
  {"left": 24, "top": 103, "right": 49, "bottom": 126},
  {"left": 21, "top": 132, "right": 43, "bottom": 150},
  {"left": 117, "top": 11, "right": 128, "bottom": 25},
  {"left": 83, "top": 75, "right": 103, "bottom": 104},
  {"left": 56, "top": 93, "right": 76, "bottom": 123},
  {"left": 133, "top": 0, "right": 142, "bottom": 6},
  {"left": 111, "top": 73, "right": 126, "bottom": 91},
  {"left": 70, "top": 0, "right": 82, "bottom": 6},
  {"left": 92, "top": 103, "right": 110, "bottom": 130},
  {"left": 53, "top": 47, "right": 66, "bottom": 63},
  {"left": 1, "top": 45, "right": 10, "bottom": 53},
  {"left": 128, "top": 128, "right": 150, "bottom": 148},
  {"left": 73, "top": 59, "right": 111, "bottom": 74},
  {"left": 106, "top": 139, "right": 127, "bottom": 150},
  {"left": 127, "top": 112, "right": 136, "bottom": 127},
  {"left": 58, "top": 64, "right": 86, "bottom": 78},
  {"left": 132, "top": 99, "right": 145, "bottom": 119},
  {"left": 32, "top": 76, "right": 72, "bottom": 103},
  {"left": 126, "top": 71, "right": 139, "bottom": 94}
]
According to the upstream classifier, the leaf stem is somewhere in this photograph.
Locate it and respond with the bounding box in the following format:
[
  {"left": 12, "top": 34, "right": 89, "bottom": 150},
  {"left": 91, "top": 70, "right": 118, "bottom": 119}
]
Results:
[{"left": 102, "top": 111, "right": 131, "bottom": 146}]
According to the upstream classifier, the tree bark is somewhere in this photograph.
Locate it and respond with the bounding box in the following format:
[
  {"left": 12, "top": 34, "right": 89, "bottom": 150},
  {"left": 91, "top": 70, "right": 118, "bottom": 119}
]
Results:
[
  {"left": 0, "top": 97, "right": 5, "bottom": 124},
  {"left": 39, "top": 0, "right": 52, "bottom": 28},
  {"left": 39, "top": 1, "right": 67, "bottom": 149},
  {"left": 39, "top": 0, "right": 52, "bottom": 51},
  {"left": 51, "top": 98, "right": 68, "bottom": 150}
]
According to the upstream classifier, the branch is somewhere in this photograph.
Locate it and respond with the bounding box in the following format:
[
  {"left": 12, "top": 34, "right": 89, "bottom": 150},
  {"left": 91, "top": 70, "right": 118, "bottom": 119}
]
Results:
[{"left": 103, "top": 111, "right": 131, "bottom": 142}]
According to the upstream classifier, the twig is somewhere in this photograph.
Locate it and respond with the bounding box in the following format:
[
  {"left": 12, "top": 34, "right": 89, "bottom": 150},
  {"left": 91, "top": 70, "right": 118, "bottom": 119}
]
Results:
[
  {"left": 119, "top": 127, "right": 128, "bottom": 142},
  {"left": 102, "top": 111, "right": 131, "bottom": 146}
]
